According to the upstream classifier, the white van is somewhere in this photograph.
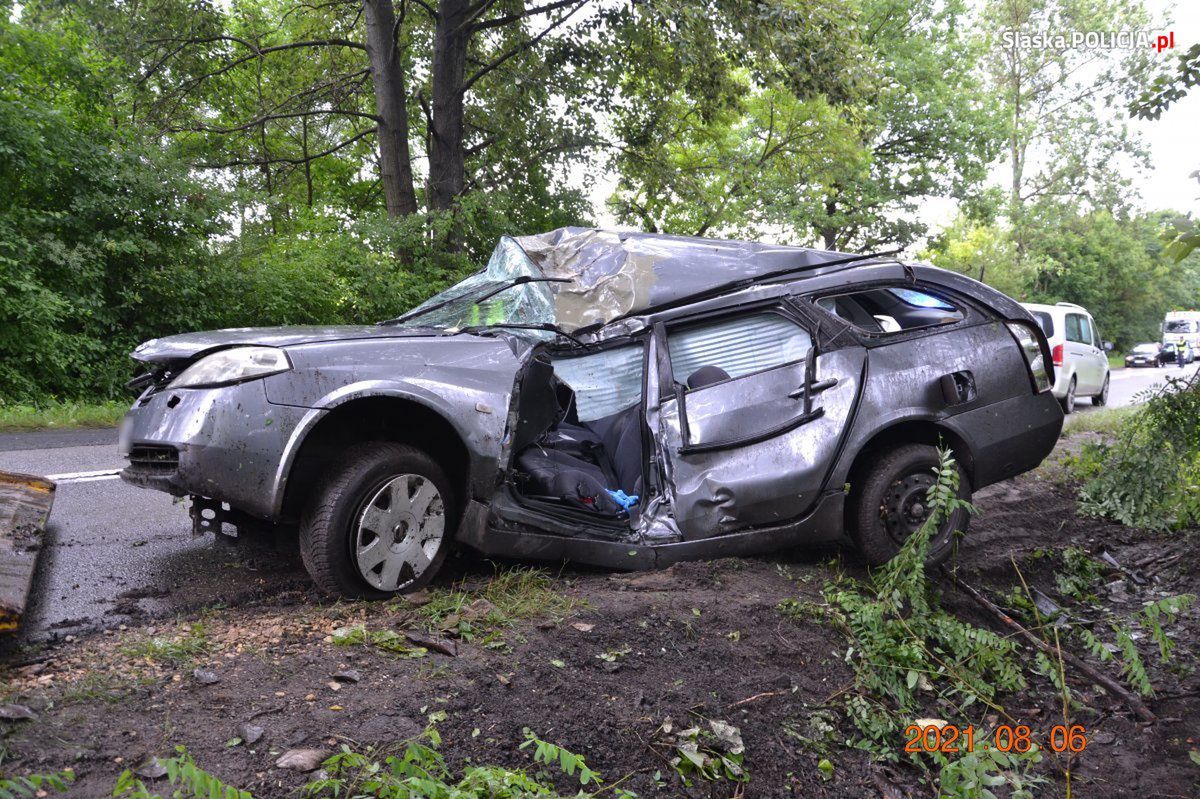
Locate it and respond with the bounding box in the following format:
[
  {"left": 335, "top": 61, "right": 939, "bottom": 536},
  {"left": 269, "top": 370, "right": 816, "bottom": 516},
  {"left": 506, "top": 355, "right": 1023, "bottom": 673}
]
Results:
[
  {"left": 1162, "top": 311, "right": 1200, "bottom": 362},
  {"left": 1021, "top": 302, "right": 1112, "bottom": 413}
]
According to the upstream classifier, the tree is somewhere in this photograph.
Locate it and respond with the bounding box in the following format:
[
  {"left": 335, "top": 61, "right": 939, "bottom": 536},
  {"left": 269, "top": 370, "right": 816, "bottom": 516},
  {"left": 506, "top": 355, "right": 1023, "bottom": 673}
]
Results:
[
  {"left": 984, "top": 0, "right": 1155, "bottom": 267},
  {"left": 807, "top": 0, "right": 1002, "bottom": 251}
]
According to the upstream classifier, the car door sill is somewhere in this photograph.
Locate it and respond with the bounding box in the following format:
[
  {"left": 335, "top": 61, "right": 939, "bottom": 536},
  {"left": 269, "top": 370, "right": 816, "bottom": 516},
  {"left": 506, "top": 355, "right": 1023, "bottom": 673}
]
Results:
[{"left": 456, "top": 491, "right": 846, "bottom": 570}]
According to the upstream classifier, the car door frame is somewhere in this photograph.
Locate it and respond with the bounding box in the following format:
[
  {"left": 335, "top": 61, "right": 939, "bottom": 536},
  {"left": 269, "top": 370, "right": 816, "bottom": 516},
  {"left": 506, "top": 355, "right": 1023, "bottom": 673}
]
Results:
[{"left": 650, "top": 297, "right": 866, "bottom": 540}]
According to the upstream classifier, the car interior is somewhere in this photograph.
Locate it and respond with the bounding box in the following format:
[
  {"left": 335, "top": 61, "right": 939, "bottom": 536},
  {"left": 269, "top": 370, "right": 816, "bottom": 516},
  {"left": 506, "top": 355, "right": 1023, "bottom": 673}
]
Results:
[
  {"left": 506, "top": 310, "right": 817, "bottom": 523},
  {"left": 507, "top": 344, "right": 649, "bottom": 521},
  {"left": 816, "top": 287, "right": 963, "bottom": 333}
]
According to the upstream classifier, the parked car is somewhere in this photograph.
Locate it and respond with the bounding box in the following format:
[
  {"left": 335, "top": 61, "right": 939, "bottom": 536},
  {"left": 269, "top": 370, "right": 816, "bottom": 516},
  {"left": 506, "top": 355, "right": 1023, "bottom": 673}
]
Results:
[
  {"left": 1020, "top": 302, "right": 1112, "bottom": 413},
  {"left": 1160, "top": 341, "right": 1192, "bottom": 366},
  {"left": 120, "top": 229, "right": 1064, "bottom": 597},
  {"left": 1125, "top": 343, "right": 1164, "bottom": 368}
]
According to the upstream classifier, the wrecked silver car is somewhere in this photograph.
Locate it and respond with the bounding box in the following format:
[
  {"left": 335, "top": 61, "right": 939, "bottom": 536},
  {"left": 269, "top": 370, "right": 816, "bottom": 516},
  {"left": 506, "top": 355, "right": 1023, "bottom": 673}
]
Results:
[{"left": 120, "top": 228, "right": 1063, "bottom": 597}]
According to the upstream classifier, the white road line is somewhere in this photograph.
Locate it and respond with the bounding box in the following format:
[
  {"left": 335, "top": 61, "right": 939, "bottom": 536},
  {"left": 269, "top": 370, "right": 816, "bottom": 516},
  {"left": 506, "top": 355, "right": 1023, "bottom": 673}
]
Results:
[{"left": 46, "top": 468, "right": 123, "bottom": 483}]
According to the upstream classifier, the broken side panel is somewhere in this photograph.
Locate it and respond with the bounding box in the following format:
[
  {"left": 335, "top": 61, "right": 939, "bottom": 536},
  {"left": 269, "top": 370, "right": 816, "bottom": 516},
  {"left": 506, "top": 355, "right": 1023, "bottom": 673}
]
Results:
[{"left": 656, "top": 347, "right": 866, "bottom": 539}]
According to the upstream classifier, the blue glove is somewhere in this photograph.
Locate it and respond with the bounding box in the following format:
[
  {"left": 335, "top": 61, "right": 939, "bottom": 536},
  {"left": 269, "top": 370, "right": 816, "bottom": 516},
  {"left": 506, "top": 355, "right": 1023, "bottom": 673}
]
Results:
[{"left": 605, "top": 489, "right": 640, "bottom": 510}]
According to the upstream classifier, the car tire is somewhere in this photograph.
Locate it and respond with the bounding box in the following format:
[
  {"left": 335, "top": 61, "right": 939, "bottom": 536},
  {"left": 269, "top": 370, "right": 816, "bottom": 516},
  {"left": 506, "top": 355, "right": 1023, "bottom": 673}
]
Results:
[
  {"left": 1091, "top": 374, "right": 1109, "bottom": 406},
  {"left": 300, "top": 441, "right": 457, "bottom": 599},
  {"left": 849, "top": 443, "right": 971, "bottom": 569},
  {"left": 1060, "top": 376, "right": 1076, "bottom": 414}
]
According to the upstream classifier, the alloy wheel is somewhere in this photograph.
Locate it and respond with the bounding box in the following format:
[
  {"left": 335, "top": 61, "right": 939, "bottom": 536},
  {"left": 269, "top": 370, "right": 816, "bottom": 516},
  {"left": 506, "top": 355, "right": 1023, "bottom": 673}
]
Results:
[{"left": 354, "top": 474, "right": 445, "bottom": 591}]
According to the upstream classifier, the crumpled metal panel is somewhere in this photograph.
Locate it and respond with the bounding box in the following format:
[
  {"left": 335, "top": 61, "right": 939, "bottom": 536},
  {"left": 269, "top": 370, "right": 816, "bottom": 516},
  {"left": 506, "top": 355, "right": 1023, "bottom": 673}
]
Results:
[
  {"left": 656, "top": 347, "right": 866, "bottom": 539},
  {"left": 514, "top": 227, "right": 861, "bottom": 332}
]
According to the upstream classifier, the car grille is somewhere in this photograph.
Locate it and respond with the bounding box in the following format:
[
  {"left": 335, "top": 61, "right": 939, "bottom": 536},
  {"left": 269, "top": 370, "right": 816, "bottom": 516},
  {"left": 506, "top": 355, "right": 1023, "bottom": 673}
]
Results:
[{"left": 125, "top": 445, "right": 180, "bottom": 476}]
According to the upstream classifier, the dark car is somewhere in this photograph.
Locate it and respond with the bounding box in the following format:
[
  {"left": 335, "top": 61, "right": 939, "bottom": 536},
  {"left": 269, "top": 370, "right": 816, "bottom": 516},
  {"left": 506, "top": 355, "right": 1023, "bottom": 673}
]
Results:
[
  {"left": 1125, "top": 343, "right": 1163, "bottom": 368},
  {"left": 119, "top": 229, "right": 1063, "bottom": 597},
  {"left": 1158, "top": 342, "right": 1191, "bottom": 366}
]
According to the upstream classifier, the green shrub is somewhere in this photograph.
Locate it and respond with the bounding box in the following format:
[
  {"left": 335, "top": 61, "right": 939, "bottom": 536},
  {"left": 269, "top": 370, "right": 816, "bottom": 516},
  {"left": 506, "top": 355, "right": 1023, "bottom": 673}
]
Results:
[{"left": 1076, "top": 374, "right": 1200, "bottom": 530}]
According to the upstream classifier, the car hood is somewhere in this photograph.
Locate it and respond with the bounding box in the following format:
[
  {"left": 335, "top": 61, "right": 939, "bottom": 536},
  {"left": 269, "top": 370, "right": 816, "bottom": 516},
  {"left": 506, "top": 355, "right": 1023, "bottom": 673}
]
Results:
[{"left": 131, "top": 325, "right": 442, "bottom": 364}]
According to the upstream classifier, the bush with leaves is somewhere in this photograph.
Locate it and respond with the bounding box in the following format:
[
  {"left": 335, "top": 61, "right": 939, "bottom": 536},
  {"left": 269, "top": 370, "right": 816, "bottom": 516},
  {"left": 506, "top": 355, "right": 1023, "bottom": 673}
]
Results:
[
  {"left": 1076, "top": 374, "right": 1200, "bottom": 531},
  {"left": 821, "top": 451, "right": 1025, "bottom": 749},
  {"left": 0, "top": 770, "right": 73, "bottom": 799},
  {"left": 797, "top": 449, "right": 1044, "bottom": 796}
]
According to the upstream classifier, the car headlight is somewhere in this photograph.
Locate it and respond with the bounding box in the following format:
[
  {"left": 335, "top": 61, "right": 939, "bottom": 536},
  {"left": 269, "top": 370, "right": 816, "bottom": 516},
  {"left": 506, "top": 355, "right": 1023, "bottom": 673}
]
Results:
[{"left": 169, "top": 346, "right": 291, "bottom": 389}]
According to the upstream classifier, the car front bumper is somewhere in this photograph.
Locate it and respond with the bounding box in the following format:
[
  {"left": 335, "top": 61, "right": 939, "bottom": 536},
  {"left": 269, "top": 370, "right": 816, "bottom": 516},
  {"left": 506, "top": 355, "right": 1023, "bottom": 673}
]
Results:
[{"left": 119, "top": 380, "right": 318, "bottom": 520}]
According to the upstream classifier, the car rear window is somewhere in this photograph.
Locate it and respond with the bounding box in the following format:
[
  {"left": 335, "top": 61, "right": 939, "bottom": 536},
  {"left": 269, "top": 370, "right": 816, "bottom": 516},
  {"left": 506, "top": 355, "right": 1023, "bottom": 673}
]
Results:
[
  {"left": 1030, "top": 311, "right": 1054, "bottom": 338},
  {"left": 667, "top": 313, "right": 812, "bottom": 387}
]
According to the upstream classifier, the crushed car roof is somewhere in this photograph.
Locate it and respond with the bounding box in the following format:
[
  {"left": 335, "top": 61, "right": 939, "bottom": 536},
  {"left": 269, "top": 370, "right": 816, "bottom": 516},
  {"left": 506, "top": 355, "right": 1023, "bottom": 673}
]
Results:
[{"left": 512, "top": 227, "right": 892, "bottom": 331}]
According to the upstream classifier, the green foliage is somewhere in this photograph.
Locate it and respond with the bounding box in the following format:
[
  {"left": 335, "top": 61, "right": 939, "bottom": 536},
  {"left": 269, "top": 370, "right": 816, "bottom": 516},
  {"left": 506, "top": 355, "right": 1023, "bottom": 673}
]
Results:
[
  {"left": 117, "top": 621, "right": 211, "bottom": 666},
  {"left": 814, "top": 452, "right": 1025, "bottom": 752},
  {"left": 113, "top": 748, "right": 251, "bottom": 799},
  {"left": 937, "top": 745, "right": 1042, "bottom": 799},
  {"left": 0, "top": 400, "right": 126, "bottom": 433},
  {"left": 1053, "top": 547, "right": 1107, "bottom": 601},
  {"left": 410, "top": 566, "right": 580, "bottom": 645},
  {"left": 926, "top": 206, "right": 1200, "bottom": 350},
  {"left": 1077, "top": 374, "right": 1200, "bottom": 530},
  {"left": 0, "top": 770, "right": 74, "bottom": 799},
  {"left": 305, "top": 724, "right": 624, "bottom": 798},
  {"left": 330, "top": 625, "right": 429, "bottom": 658}
]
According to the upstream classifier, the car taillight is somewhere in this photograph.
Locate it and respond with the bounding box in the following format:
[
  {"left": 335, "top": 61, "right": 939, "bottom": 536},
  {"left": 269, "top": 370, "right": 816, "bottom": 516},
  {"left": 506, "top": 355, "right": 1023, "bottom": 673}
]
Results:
[
  {"left": 1051, "top": 343, "right": 1063, "bottom": 366},
  {"left": 1006, "top": 322, "right": 1052, "bottom": 393}
]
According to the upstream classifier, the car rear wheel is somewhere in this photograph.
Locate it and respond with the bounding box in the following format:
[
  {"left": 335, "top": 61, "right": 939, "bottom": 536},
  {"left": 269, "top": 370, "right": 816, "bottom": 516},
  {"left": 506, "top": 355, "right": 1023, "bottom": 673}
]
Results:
[
  {"left": 1091, "top": 374, "right": 1109, "bottom": 406},
  {"left": 849, "top": 443, "right": 971, "bottom": 569},
  {"left": 300, "top": 441, "right": 456, "bottom": 599},
  {"left": 1060, "top": 376, "right": 1076, "bottom": 414}
]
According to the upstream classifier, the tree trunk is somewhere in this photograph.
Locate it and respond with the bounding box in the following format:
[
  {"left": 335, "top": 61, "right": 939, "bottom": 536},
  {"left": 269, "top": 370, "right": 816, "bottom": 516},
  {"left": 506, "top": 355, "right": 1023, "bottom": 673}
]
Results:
[
  {"left": 363, "top": 0, "right": 418, "bottom": 217},
  {"left": 428, "top": 0, "right": 469, "bottom": 212},
  {"left": 821, "top": 196, "right": 839, "bottom": 250}
]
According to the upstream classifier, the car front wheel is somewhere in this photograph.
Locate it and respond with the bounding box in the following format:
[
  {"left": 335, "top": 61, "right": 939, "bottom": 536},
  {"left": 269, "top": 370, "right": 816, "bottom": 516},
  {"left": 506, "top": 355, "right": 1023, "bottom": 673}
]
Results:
[
  {"left": 300, "top": 441, "right": 456, "bottom": 598},
  {"left": 848, "top": 443, "right": 972, "bottom": 569}
]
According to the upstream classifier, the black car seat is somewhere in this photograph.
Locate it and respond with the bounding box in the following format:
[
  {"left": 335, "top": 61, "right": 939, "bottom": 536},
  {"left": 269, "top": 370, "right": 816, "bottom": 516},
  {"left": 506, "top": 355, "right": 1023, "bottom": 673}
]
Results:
[
  {"left": 515, "top": 446, "right": 626, "bottom": 515},
  {"left": 588, "top": 403, "right": 644, "bottom": 496}
]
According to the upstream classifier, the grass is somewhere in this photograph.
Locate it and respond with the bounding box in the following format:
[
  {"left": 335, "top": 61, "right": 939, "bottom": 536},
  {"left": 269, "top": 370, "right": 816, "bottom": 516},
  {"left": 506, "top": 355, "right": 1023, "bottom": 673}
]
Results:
[
  {"left": 1062, "top": 405, "right": 1140, "bottom": 436},
  {"left": 117, "top": 621, "right": 212, "bottom": 666},
  {"left": 1108, "top": 352, "right": 1126, "bottom": 369},
  {"left": 415, "top": 566, "right": 580, "bottom": 631},
  {"left": 0, "top": 400, "right": 126, "bottom": 433}
]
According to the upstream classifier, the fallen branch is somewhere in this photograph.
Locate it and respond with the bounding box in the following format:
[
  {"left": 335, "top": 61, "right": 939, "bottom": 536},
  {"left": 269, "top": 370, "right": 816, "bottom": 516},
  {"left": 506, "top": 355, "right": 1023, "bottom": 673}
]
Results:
[
  {"left": 727, "top": 690, "right": 786, "bottom": 709},
  {"left": 952, "top": 577, "right": 1157, "bottom": 723}
]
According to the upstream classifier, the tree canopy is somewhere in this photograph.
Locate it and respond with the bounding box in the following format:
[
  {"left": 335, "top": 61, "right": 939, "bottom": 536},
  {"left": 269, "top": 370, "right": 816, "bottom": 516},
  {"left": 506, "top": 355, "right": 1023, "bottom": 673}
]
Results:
[{"left": 1, "top": 0, "right": 1195, "bottom": 401}]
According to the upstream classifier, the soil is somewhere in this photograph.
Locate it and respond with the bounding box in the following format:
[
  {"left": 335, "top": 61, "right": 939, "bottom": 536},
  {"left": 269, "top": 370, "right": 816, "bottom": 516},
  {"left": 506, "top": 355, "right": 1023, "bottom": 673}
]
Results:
[{"left": 1, "top": 447, "right": 1198, "bottom": 799}]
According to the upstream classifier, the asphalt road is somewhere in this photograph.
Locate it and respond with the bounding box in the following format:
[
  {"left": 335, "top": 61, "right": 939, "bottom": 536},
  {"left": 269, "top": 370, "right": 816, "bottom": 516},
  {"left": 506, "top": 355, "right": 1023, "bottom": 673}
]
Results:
[{"left": 1, "top": 361, "right": 1195, "bottom": 643}]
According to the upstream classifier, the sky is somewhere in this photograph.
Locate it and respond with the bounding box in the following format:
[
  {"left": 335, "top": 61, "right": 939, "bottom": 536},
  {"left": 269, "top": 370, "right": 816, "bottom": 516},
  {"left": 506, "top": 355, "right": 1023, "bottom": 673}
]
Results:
[{"left": 584, "top": 0, "right": 1200, "bottom": 243}]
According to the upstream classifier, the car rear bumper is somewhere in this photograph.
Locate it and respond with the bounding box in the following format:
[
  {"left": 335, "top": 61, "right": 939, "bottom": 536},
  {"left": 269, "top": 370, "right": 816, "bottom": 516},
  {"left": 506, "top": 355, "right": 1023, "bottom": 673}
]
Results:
[
  {"left": 119, "top": 381, "right": 314, "bottom": 520},
  {"left": 943, "top": 390, "right": 1063, "bottom": 489}
]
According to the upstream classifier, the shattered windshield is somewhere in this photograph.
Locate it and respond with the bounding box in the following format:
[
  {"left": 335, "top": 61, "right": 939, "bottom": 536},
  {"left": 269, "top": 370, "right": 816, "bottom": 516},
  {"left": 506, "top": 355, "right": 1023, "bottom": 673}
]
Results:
[
  {"left": 1165, "top": 320, "right": 1196, "bottom": 334},
  {"left": 392, "top": 237, "right": 555, "bottom": 330}
]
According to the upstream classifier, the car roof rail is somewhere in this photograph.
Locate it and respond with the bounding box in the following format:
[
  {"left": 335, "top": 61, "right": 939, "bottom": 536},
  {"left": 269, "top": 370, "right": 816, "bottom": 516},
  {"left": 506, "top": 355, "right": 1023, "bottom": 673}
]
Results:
[{"left": 1055, "top": 301, "right": 1087, "bottom": 310}]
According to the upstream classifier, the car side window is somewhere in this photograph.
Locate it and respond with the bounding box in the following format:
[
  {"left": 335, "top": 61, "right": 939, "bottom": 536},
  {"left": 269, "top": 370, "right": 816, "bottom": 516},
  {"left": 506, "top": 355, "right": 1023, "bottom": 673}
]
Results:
[
  {"left": 1077, "top": 315, "right": 1094, "bottom": 348},
  {"left": 1065, "top": 314, "right": 1084, "bottom": 344},
  {"left": 552, "top": 344, "right": 644, "bottom": 422},
  {"left": 667, "top": 312, "right": 811, "bottom": 389},
  {"left": 814, "top": 286, "right": 964, "bottom": 334}
]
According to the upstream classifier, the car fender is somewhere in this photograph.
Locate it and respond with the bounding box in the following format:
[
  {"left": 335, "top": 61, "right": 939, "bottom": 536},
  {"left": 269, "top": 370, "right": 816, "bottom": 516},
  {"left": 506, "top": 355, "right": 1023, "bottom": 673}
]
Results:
[{"left": 269, "top": 378, "right": 511, "bottom": 517}]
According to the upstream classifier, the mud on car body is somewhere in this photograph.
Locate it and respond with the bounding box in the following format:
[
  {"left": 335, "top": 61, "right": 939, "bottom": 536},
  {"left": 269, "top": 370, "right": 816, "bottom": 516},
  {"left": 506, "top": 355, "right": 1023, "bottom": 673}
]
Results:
[{"left": 120, "top": 228, "right": 1063, "bottom": 598}]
